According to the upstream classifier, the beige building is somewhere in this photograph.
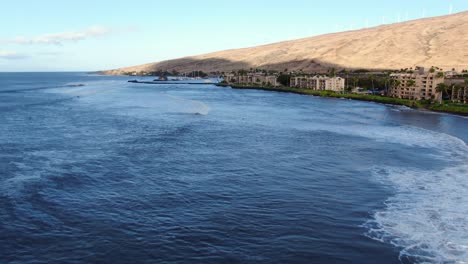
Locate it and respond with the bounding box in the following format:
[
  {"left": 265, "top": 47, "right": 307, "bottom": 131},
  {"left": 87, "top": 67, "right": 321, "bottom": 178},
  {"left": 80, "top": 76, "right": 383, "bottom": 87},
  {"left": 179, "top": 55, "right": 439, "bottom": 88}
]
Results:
[
  {"left": 290, "top": 76, "right": 345, "bottom": 92},
  {"left": 445, "top": 78, "right": 468, "bottom": 104},
  {"left": 389, "top": 68, "right": 444, "bottom": 100},
  {"left": 224, "top": 73, "right": 278, "bottom": 86}
]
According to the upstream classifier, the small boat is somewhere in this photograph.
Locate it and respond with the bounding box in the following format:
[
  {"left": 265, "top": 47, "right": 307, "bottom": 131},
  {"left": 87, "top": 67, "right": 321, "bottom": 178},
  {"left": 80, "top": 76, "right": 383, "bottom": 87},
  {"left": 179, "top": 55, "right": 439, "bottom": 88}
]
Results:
[{"left": 128, "top": 80, "right": 138, "bottom": 83}]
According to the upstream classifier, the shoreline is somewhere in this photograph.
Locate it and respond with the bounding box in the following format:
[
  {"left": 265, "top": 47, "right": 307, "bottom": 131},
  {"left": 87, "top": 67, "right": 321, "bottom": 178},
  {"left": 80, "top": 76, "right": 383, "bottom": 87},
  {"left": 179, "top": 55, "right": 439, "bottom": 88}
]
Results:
[{"left": 216, "top": 84, "right": 468, "bottom": 116}]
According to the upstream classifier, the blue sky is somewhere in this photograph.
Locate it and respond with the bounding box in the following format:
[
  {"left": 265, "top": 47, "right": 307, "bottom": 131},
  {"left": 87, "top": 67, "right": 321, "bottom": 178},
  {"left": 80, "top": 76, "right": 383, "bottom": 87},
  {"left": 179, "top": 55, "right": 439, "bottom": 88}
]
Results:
[{"left": 0, "top": 0, "right": 466, "bottom": 71}]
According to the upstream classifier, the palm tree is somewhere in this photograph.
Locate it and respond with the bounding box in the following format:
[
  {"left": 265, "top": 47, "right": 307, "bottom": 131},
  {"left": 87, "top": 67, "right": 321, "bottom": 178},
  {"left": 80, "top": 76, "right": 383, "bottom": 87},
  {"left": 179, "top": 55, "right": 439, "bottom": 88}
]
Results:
[
  {"left": 387, "top": 79, "right": 397, "bottom": 97},
  {"left": 369, "top": 74, "right": 375, "bottom": 92},
  {"left": 352, "top": 77, "right": 359, "bottom": 89},
  {"left": 451, "top": 84, "right": 462, "bottom": 102},
  {"left": 382, "top": 76, "right": 390, "bottom": 94},
  {"left": 391, "top": 79, "right": 401, "bottom": 96},
  {"left": 459, "top": 79, "right": 468, "bottom": 103},
  {"left": 406, "top": 80, "right": 416, "bottom": 99},
  {"left": 451, "top": 84, "right": 456, "bottom": 102},
  {"left": 436, "top": 83, "right": 448, "bottom": 104},
  {"left": 447, "top": 84, "right": 454, "bottom": 101},
  {"left": 436, "top": 71, "right": 445, "bottom": 79}
]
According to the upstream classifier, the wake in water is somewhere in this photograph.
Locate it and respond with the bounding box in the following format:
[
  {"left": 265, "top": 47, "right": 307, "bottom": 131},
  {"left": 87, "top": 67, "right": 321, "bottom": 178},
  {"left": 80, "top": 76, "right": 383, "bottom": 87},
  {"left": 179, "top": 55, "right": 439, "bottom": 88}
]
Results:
[
  {"left": 165, "top": 94, "right": 211, "bottom": 115},
  {"left": 363, "top": 132, "right": 468, "bottom": 263}
]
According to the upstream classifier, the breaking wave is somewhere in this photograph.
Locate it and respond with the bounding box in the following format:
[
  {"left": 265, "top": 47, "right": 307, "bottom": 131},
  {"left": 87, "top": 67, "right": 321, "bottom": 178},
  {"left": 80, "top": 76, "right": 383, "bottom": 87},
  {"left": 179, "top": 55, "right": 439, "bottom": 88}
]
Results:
[
  {"left": 360, "top": 126, "right": 468, "bottom": 263},
  {"left": 294, "top": 117, "right": 468, "bottom": 263}
]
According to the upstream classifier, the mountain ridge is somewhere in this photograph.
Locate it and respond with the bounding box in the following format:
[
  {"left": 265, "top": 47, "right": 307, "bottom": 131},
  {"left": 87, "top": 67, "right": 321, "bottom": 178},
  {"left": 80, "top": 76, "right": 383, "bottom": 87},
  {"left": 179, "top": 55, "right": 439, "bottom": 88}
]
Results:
[{"left": 102, "top": 11, "right": 468, "bottom": 75}]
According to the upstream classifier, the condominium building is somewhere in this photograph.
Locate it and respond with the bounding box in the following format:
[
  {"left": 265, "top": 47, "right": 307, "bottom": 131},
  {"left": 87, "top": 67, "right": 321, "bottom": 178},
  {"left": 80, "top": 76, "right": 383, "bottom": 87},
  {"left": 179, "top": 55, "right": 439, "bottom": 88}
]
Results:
[
  {"left": 224, "top": 73, "right": 278, "bottom": 86},
  {"left": 290, "top": 76, "right": 345, "bottom": 92},
  {"left": 445, "top": 78, "right": 468, "bottom": 104},
  {"left": 389, "top": 68, "right": 444, "bottom": 100}
]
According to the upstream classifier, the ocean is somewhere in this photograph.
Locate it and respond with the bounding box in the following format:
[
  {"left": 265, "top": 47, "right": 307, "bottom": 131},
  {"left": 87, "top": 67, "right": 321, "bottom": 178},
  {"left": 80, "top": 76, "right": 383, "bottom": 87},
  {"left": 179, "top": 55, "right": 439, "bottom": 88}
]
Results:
[{"left": 0, "top": 72, "right": 467, "bottom": 263}]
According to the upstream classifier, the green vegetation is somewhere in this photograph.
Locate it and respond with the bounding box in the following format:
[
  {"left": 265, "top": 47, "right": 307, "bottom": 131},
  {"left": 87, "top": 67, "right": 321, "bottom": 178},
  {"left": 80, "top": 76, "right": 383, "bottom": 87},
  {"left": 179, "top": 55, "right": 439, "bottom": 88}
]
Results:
[
  {"left": 216, "top": 83, "right": 468, "bottom": 116},
  {"left": 429, "top": 103, "right": 468, "bottom": 114},
  {"left": 352, "top": 69, "right": 370, "bottom": 73},
  {"left": 276, "top": 74, "right": 291, "bottom": 87},
  {"left": 225, "top": 84, "right": 420, "bottom": 106},
  {"left": 436, "top": 71, "right": 445, "bottom": 78},
  {"left": 121, "top": 69, "right": 210, "bottom": 77},
  {"left": 436, "top": 83, "right": 448, "bottom": 103}
]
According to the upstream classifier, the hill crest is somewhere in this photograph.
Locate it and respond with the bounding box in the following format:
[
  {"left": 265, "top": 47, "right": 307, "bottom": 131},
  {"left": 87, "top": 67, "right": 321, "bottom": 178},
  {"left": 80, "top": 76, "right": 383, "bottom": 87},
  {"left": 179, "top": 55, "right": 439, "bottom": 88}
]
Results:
[{"left": 102, "top": 11, "right": 468, "bottom": 75}]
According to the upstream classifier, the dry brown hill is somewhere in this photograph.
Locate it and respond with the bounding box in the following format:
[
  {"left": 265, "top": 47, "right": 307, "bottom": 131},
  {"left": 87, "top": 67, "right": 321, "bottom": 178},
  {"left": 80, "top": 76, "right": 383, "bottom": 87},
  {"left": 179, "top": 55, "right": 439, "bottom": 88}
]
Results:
[{"left": 102, "top": 11, "right": 468, "bottom": 75}]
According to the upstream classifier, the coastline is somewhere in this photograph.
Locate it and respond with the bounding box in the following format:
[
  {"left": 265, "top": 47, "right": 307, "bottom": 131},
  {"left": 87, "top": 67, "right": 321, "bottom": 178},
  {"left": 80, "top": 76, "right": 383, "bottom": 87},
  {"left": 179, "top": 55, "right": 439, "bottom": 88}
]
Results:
[{"left": 216, "top": 83, "right": 468, "bottom": 116}]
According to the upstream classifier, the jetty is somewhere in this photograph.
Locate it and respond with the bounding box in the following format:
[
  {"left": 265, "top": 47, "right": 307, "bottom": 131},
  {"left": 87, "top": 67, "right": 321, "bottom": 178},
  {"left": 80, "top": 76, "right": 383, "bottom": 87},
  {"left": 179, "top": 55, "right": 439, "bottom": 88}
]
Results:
[{"left": 128, "top": 80, "right": 217, "bottom": 85}]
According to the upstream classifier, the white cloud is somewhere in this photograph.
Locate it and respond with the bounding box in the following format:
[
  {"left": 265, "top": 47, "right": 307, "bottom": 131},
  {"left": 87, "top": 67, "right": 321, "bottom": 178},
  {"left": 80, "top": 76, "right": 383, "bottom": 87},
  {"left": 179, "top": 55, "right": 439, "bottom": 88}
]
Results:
[
  {"left": 2, "top": 26, "right": 133, "bottom": 45},
  {"left": 0, "top": 50, "right": 29, "bottom": 60}
]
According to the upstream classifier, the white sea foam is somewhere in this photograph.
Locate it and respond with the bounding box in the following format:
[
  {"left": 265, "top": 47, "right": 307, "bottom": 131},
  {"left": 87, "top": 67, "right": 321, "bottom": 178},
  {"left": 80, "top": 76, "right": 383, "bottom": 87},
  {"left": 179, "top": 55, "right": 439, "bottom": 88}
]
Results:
[
  {"left": 358, "top": 126, "right": 468, "bottom": 263},
  {"left": 2, "top": 150, "right": 75, "bottom": 197},
  {"left": 301, "top": 121, "right": 468, "bottom": 156},
  {"left": 296, "top": 118, "right": 468, "bottom": 263}
]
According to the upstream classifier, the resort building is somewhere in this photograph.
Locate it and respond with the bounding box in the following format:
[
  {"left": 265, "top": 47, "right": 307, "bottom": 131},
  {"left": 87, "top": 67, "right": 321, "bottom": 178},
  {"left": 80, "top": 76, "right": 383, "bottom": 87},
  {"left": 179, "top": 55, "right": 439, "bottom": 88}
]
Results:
[
  {"left": 389, "top": 67, "right": 445, "bottom": 100},
  {"left": 224, "top": 73, "right": 279, "bottom": 86},
  {"left": 444, "top": 70, "right": 459, "bottom": 78},
  {"left": 290, "top": 76, "right": 345, "bottom": 92},
  {"left": 451, "top": 86, "right": 468, "bottom": 104},
  {"left": 445, "top": 78, "right": 468, "bottom": 104}
]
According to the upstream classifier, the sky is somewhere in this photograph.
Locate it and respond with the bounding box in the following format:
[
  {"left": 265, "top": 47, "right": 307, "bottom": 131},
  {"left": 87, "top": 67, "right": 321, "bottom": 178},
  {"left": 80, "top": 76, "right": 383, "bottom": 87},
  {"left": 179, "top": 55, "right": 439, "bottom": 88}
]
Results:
[{"left": 0, "top": 0, "right": 466, "bottom": 72}]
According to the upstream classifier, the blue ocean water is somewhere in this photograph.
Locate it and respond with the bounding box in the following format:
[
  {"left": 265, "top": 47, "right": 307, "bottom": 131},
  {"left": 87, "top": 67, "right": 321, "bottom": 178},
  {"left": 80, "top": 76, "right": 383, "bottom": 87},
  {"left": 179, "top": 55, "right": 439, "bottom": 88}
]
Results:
[{"left": 0, "top": 72, "right": 467, "bottom": 264}]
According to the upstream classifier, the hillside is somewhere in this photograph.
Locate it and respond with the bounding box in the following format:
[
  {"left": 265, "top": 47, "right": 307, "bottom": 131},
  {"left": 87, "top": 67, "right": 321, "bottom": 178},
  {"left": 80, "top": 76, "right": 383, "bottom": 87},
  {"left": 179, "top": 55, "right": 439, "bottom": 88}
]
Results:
[{"left": 102, "top": 11, "right": 468, "bottom": 75}]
